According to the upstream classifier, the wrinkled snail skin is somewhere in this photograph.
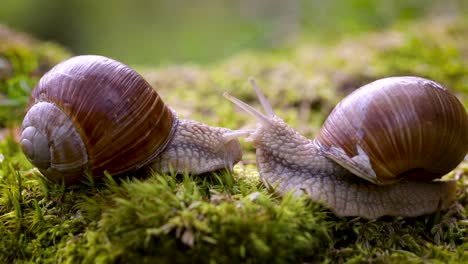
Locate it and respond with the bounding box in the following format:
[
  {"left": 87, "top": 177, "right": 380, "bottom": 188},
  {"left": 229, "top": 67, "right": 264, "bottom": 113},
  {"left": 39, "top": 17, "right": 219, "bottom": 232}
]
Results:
[
  {"left": 224, "top": 77, "right": 467, "bottom": 219},
  {"left": 20, "top": 55, "right": 242, "bottom": 184},
  {"left": 150, "top": 119, "right": 243, "bottom": 175}
]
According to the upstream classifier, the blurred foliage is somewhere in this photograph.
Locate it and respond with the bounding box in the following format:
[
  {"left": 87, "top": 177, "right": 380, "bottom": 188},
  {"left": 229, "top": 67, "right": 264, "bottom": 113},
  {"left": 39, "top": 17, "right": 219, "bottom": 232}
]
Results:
[
  {"left": 0, "top": 25, "right": 71, "bottom": 127},
  {"left": 0, "top": 0, "right": 467, "bottom": 65},
  {"left": 142, "top": 16, "right": 468, "bottom": 142}
]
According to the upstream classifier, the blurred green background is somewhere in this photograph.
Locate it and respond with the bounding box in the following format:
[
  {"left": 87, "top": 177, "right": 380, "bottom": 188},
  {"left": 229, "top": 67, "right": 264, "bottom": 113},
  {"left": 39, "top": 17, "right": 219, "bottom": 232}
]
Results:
[{"left": 1, "top": 0, "right": 467, "bottom": 66}]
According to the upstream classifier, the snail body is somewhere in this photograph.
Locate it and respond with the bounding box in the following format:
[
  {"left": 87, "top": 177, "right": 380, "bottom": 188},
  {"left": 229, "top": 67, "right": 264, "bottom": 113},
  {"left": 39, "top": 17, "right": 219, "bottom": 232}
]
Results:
[
  {"left": 224, "top": 77, "right": 467, "bottom": 219},
  {"left": 21, "top": 55, "right": 242, "bottom": 184}
]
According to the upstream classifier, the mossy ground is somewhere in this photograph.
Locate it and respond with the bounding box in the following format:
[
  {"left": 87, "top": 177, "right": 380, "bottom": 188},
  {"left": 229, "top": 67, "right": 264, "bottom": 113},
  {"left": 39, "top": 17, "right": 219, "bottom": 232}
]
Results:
[{"left": 1, "top": 16, "right": 467, "bottom": 263}]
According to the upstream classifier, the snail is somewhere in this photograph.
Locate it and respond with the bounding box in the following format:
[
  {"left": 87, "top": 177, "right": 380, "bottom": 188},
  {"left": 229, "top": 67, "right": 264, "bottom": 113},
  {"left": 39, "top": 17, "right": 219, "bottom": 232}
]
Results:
[
  {"left": 224, "top": 77, "right": 468, "bottom": 218},
  {"left": 20, "top": 55, "right": 242, "bottom": 184}
]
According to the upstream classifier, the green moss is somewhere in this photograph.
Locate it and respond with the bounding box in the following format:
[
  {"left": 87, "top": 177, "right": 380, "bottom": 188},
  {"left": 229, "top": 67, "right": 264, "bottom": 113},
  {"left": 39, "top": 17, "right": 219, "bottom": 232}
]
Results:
[
  {"left": 57, "top": 173, "right": 332, "bottom": 263},
  {"left": 0, "top": 138, "right": 331, "bottom": 263},
  {"left": 1, "top": 16, "right": 468, "bottom": 263}
]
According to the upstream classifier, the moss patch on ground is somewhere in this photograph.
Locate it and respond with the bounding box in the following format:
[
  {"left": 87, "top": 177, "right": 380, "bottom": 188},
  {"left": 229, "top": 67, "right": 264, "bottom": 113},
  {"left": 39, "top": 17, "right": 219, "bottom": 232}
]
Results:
[{"left": 1, "top": 15, "right": 467, "bottom": 263}]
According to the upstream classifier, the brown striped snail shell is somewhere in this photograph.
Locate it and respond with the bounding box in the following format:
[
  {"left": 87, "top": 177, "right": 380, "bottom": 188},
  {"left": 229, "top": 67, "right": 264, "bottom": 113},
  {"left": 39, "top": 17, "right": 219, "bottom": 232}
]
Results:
[
  {"left": 224, "top": 76, "right": 467, "bottom": 218},
  {"left": 315, "top": 76, "right": 468, "bottom": 185},
  {"left": 21, "top": 55, "right": 242, "bottom": 184}
]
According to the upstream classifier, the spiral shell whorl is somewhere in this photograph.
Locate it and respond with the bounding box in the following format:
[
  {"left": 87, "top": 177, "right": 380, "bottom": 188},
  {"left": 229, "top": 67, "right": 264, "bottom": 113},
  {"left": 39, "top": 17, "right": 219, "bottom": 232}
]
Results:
[
  {"left": 21, "top": 102, "right": 89, "bottom": 182},
  {"left": 21, "top": 125, "right": 50, "bottom": 170}
]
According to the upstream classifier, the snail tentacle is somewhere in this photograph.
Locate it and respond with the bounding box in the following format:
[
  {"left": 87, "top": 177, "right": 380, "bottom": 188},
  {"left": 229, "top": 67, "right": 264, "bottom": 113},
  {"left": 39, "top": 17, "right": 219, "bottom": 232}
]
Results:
[
  {"left": 223, "top": 92, "right": 272, "bottom": 127},
  {"left": 248, "top": 77, "right": 275, "bottom": 118},
  {"left": 222, "top": 130, "right": 254, "bottom": 141}
]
